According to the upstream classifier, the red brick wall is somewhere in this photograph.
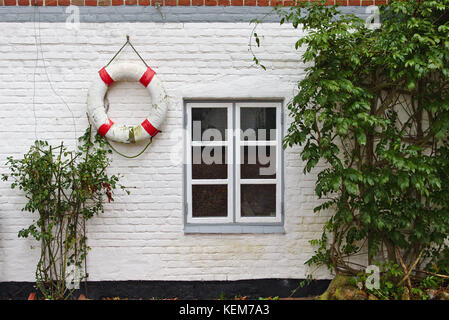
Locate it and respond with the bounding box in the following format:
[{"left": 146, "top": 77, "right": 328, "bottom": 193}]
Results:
[{"left": 1, "top": 0, "right": 390, "bottom": 6}]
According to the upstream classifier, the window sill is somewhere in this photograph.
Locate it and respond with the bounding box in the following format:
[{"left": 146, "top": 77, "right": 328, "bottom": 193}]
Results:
[{"left": 184, "top": 224, "right": 285, "bottom": 234}]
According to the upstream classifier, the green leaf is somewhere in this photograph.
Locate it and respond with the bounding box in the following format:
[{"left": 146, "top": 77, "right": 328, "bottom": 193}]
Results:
[
  {"left": 407, "top": 79, "right": 416, "bottom": 91},
  {"left": 356, "top": 131, "right": 367, "bottom": 146},
  {"left": 343, "top": 180, "right": 359, "bottom": 195},
  {"left": 398, "top": 172, "right": 409, "bottom": 190}
]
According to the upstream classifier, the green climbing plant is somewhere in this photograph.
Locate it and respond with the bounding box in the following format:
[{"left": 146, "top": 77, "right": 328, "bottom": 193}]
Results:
[
  {"left": 2, "top": 126, "right": 128, "bottom": 300},
  {"left": 252, "top": 0, "right": 449, "bottom": 298}
]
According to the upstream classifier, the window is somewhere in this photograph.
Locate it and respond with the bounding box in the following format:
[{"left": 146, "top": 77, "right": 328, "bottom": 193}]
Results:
[{"left": 185, "top": 101, "right": 284, "bottom": 233}]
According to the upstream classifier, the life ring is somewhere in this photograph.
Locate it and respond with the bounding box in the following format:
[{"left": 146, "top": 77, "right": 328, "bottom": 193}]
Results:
[{"left": 87, "top": 62, "right": 168, "bottom": 143}]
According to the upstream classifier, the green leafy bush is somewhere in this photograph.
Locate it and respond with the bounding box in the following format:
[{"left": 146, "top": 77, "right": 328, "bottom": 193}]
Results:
[
  {"left": 2, "top": 126, "right": 127, "bottom": 299},
  {"left": 253, "top": 0, "right": 449, "bottom": 298}
]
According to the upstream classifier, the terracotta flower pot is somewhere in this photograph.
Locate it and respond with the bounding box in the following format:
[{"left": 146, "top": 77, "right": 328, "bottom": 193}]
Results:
[{"left": 27, "top": 292, "right": 37, "bottom": 300}]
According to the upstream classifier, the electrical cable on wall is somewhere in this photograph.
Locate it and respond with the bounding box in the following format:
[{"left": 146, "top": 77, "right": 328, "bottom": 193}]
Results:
[
  {"left": 32, "top": 0, "right": 78, "bottom": 143},
  {"left": 32, "top": 0, "right": 86, "bottom": 297}
]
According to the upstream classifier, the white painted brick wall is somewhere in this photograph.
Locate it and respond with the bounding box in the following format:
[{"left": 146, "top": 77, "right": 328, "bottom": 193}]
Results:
[{"left": 0, "top": 21, "right": 332, "bottom": 282}]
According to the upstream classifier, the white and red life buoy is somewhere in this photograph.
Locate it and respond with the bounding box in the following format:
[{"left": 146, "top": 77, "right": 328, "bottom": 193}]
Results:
[{"left": 87, "top": 62, "right": 168, "bottom": 143}]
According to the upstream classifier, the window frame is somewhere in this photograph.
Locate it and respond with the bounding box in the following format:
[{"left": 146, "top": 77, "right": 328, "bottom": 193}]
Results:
[
  {"left": 235, "top": 102, "right": 282, "bottom": 224},
  {"left": 184, "top": 100, "right": 284, "bottom": 232},
  {"left": 186, "top": 102, "right": 234, "bottom": 224}
]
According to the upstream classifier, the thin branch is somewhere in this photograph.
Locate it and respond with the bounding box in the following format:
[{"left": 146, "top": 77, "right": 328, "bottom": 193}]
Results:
[{"left": 398, "top": 249, "right": 424, "bottom": 287}]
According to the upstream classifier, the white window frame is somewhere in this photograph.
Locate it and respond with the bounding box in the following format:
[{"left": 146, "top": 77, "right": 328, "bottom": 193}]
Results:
[
  {"left": 185, "top": 101, "right": 282, "bottom": 225},
  {"left": 186, "top": 102, "right": 234, "bottom": 224},
  {"left": 235, "top": 102, "right": 282, "bottom": 224}
]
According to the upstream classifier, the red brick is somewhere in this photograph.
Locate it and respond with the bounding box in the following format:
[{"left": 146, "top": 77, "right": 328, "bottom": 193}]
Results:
[{"left": 0, "top": 0, "right": 387, "bottom": 4}]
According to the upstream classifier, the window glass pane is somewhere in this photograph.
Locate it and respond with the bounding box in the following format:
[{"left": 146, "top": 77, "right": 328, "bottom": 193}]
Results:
[
  {"left": 240, "top": 107, "right": 276, "bottom": 141},
  {"left": 192, "top": 185, "right": 227, "bottom": 217},
  {"left": 192, "top": 146, "right": 227, "bottom": 179},
  {"left": 192, "top": 108, "right": 227, "bottom": 141},
  {"left": 241, "top": 146, "right": 276, "bottom": 179},
  {"left": 241, "top": 184, "right": 276, "bottom": 217}
]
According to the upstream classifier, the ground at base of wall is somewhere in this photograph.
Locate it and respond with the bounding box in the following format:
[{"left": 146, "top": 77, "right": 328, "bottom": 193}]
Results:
[
  {"left": 317, "top": 274, "right": 449, "bottom": 300},
  {"left": 0, "top": 279, "right": 330, "bottom": 300}
]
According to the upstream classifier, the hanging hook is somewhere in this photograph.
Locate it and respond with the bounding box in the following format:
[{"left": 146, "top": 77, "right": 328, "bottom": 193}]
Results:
[{"left": 104, "top": 35, "right": 149, "bottom": 68}]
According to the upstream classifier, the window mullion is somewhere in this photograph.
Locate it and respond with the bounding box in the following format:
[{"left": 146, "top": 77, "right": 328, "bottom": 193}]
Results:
[
  {"left": 238, "top": 140, "right": 277, "bottom": 146},
  {"left": 235, "top": 103, "right": 241, "bottom": 223},
  {"left": 192, "top": 179, "right": 229, "bottom": 185},
  {"left": 232, "top": 102, "right": 236, "bottom": 223},
  {"left": 186, "top": 106, "right": 193, "bottom": 223},
  {"left": 191, "top": 141, "right": 229, "bottom": 147}
]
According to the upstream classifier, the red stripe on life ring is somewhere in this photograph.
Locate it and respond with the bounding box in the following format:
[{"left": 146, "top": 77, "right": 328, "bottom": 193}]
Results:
[
  {"left": 141, "top": 119, "right": 159, "bottom": 137},
  {"left": 139, "top": 67, "right": 156, "bottom": 88},
  {"left": 99, "top": 67, "right": 114, "bottom": 86},
  {"left": 98, "top": 118, "right": 114, "bottom": 137}
]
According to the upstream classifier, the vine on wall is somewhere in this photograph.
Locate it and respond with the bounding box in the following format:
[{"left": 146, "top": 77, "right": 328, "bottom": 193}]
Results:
[{"left": 253, "top": 0, "right": 449, "bottom": 298}]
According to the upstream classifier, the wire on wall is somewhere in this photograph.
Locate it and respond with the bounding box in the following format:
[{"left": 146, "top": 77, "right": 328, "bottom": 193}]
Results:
[
  {"left": 32, "top": 1, "right": 86, "bottom": 298},
  {"left": 32, "top": 0, "right": 78, "bottom": 143}
]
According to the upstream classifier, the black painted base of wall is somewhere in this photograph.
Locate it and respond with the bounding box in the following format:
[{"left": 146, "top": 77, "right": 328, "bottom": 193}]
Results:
[{"left": 0, "top": 279, "right": 330, "bottom": 300}]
